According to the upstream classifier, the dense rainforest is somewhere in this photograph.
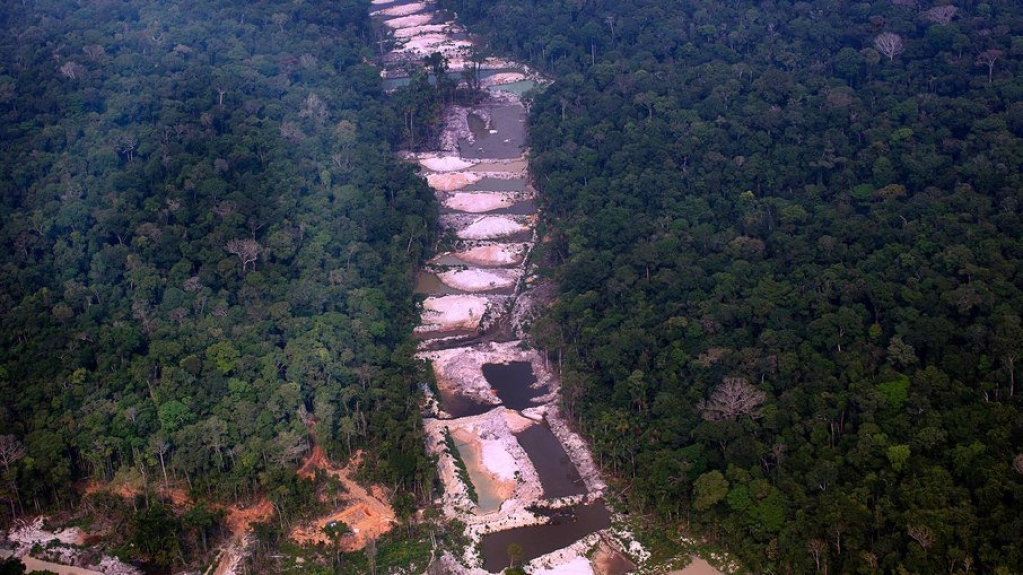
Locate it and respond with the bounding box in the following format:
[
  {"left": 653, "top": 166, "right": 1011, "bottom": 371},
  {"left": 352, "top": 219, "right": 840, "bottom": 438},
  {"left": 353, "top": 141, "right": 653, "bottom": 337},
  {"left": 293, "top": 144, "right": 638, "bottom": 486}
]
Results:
[
  {"left": 439, "top": 0, "right": 1023, "bottom": 572},
  {"left": 0, "top": 0, "right": 444, "bottom": 567}
]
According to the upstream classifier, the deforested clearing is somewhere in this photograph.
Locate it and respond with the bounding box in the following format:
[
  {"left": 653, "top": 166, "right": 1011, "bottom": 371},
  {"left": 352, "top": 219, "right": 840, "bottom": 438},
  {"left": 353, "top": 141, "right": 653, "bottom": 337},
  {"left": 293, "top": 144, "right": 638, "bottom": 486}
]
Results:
[
  {"left": 416, "top": 294, "right": 489, "bottom": 332},
  {"left": 482, "top": 72, "right": 527, "bottom": 87},
  {"left": 384, "top": 14, "right": 433, "bottom": 29},
  {"left": 374, "top": 2, "right": 425, "bottom": 17},
  {"left": 532, "top": 557, "right": 596, "bottom": 575},
  {"left": 419, "top": 155, "right": 477, "bottom": 172},
  {"left": 393, "top": 24, "right": 449, "bottom": 38},
  {"left": 453, "top": 243, "right": 527, "bottom": 266},
  {"left": 438, "top": 268, "right": 520, "bottom": 292},
  {"left": 458, "top": 216, "right": 529, "bottom": 240},
  {"left": 426, "top": 172, "right": 483, "bottom": 191},
  {"left": 443, "top": 191, "right": 517, "bottom": 212},
  {"left": 400, "top": 36, "right": 471, "bottom": 56}
]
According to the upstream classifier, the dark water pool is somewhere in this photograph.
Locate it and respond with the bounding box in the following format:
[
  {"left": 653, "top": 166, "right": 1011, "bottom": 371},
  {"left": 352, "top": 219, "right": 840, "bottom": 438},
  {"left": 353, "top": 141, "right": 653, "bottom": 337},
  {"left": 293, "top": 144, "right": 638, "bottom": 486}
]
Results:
[
  {"left": 414, "top": 271, "right": 462, "bottom": 295},
  {"left": 515, "top": 423, "right": 585, "bottom": 499},
  {"left": 437, "top": 387, "right": 494, "bottom": 419},
  {"left": 480, "top": 501, "right": 611, "bottom": 573},
  {"left": 492, "top": 199, "right": 536, "bottom": 216},
  {"left": 459, "top": 104, "right": 527, "bottom": 159},
  {"left": 481, "top": 361, "right": 542, "bottom": 410},
  {"left": 463, "top": 177, "right": 527, "bottom": 192}
]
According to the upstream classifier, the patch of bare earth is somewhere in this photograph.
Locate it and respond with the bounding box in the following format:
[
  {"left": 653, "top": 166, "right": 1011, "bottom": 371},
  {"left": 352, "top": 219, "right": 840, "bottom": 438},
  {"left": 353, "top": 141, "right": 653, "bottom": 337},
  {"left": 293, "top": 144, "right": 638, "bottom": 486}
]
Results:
[
  {"left": 668, "top": 557, "right": 725, "bottom": 575},
  {"left": 289, "top": 448, "right": 396, "bottom": 552}
]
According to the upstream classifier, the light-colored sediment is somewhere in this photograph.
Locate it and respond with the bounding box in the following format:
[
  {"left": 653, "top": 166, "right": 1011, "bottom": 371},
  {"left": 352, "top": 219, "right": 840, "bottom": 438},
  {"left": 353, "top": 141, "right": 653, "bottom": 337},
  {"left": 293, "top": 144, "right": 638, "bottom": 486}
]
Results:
[
  {"left": 373, "top": 2, "right": 425, "bottom": 17},
  {"left": 458, "top": 215, "right": 529, "bottom": 240},
  {"left": 532, "top": 556, "right": 595, "bottom": 575},
  {"left": 438, "top": 268, "right": 520, "bottom": 292},
  {"left": 400, "top": 36, "right": 472, "bottom": 56},
  {"left": 419, "top": 155, "right": 477, "bottom": 172},
  {"left": 419, "top": 341, "right": 553, "bottom": 402},
  {"left": 416, "top": 294, "right": 489, "bottom": 333},
  {"left": 482, "top": 72, "right": 528, "bottom": 87},
  {"left": 443, "top": 192, "right": 518, "bottom": 213},
  {"left": 384, "top": 14, "right": 433, "bottom": 29},
  {"left": 393, "top": 23, "right": 450, "bottom": 38},
  {"left": 4, "top": 517, "right": 141, "bottom": 575},
  {"left": 426, "top": 408, "right": 543, "bottom": 510},
  {"left": 427, "top": 171, "right": 483, "bottom": 191},
  {"left": 451, "top": 243, "right": 528, "bottom": 267},
  {"left": 669, "top": 557, "right": 726, "bottom": 575}
]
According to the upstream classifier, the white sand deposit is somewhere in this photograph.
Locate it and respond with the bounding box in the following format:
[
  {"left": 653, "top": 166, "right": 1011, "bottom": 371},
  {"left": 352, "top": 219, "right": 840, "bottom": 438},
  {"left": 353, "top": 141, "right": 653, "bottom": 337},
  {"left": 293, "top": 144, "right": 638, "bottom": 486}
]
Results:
[
  {"left": 503, "top": 409, "right": 538, "bottom": 433},
  {"left": 480, "top": 435, "right": 518, "bottom": 481},
  {"left": 397, "top": 32, "right": 448, "bottom": 50},
  {"left": 444, "top": 192, "right": 517, "bottom": 213},
  {"left": 384, "top": 14, "right": 433, "bottom": 29},
  {"left": 400, "top": 35, "right": 472, "bottom": 55},
  {"left": 419, "top": 155, "right": 477, "bottom": 172},
  {"left": 456, "top": 243, "right": 527, "bottom": 266},
  {"left": 393, "top": 24, "right": 450, "bottom": 38},
  {"left": 438, "top": 269, "right": 519, "bottom": 292},
  {"left": 416, "top": 295, "right": 488, "bottom": 333},
  {"left": 7, "top": 517, "right": 82, "bottom": 552},
  {"left": 374, "top": 2, "right": 425, "bottom": 17},
  {"left": 458, "top": 216, "right": 529, "bottom": 240},
  {"left": 482, "top": 72, "right": 527, "bottom": 87},
  {"left": 427, "top": 172, "right": 482, "bottom": 191},
  {"left": 370, "top": 0, "right": 395, "bottom": 4},
  {"left": 532, "top": 557, "right": 595, "bottom": 575}
]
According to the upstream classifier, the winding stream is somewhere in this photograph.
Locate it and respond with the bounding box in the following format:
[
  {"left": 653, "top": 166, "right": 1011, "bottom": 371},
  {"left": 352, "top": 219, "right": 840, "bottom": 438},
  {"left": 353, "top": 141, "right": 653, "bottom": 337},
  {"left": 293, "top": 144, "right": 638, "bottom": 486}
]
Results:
[{"left": 371, "top": 1, "right": 638, "bottom": 572}]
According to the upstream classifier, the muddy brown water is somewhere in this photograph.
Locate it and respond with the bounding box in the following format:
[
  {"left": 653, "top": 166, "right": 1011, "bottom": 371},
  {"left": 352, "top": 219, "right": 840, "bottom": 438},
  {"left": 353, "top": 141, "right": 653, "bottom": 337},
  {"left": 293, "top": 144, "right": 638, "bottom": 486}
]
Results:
[
  {"left": 463, "top": 177, "right": 527, "bottom": 192},
  {"left": 493, "top": 199, "right": 536, "bottom": 216},
  {"left": 415, "top": 271, "right": 463, "bottom": 295},
  {"left": 481, "top": 361, "right": 542, "bottom": 410},
  {"left": 480, "top": 501, "right": 612, "bottom": 573},
  {"left": 459, "top": 104, "right": 527, "bottom": 159},
  {"left": 515, "top": 423, "right": 586, "bottom": 499},
  {"left": 414, "top": 271, "right": 516, "bottom": 296},
  {"left": 430, "top": 251, "right": 524, "bottom": 269},
  {"left": 438, "top": 198, "right": 534, "bottom": 216},
  {"left": 438, "top": 386, "right": 494, "bottom": 418}
]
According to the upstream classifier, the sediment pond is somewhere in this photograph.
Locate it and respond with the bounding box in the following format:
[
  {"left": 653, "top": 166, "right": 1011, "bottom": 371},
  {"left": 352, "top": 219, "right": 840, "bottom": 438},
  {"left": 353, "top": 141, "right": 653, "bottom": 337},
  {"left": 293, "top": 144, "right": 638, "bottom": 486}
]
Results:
[
  {"left": 481, "top": 361, "right": 543, "bottom": 410},
  {"left": 480, "top": 502, "right": 612, "bottom": 573},
  {"left": 515, "top": 423, "right": 586, "bottom": 499}
]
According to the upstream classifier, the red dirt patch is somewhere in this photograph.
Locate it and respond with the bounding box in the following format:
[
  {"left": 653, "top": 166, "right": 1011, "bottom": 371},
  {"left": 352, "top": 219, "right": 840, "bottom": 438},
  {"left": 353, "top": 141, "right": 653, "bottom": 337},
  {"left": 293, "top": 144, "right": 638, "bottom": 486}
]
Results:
[{"left": 290, "top": 448, "right": 396, "bottom": 551}]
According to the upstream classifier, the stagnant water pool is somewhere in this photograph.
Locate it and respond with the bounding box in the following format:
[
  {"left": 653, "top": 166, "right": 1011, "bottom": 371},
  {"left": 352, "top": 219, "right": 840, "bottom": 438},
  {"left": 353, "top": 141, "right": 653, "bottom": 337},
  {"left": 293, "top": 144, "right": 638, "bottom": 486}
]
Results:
[
  {"left": 515, "top": 423, "right": 586, "bottom": 499},
  {"left": 480, "top": 501, "right": 611, "bottom": 573},
  {"left": 481, "top": 361, "right": 543, "bottom": 410}
]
